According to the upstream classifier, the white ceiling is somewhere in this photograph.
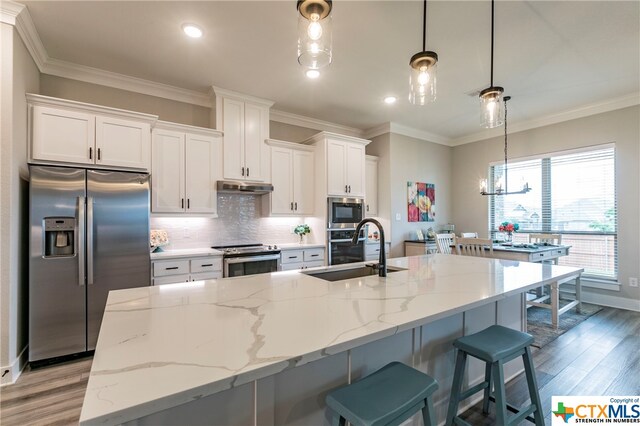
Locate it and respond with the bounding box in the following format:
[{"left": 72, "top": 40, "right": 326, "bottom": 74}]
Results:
[{"left": 17, "top": 1, "right": 640, "bottom": 142}]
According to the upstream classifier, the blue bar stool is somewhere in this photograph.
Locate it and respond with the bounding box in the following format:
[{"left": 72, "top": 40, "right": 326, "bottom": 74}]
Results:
[
  {"left": 446, "top": 325, "right": 544, "bottom": 425},
  {"left": 326, "top": 361, "right": 439, "bottom": 426}
]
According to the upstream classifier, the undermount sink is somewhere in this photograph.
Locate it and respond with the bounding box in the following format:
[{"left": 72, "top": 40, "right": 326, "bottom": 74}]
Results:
[{"left": 303, "top": 265, "right": 406, "bottom": 282}]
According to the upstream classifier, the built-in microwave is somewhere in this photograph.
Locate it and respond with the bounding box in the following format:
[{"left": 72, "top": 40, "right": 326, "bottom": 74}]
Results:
[{"left": 327, "top": 198, "right": 364, "bottom": 229}]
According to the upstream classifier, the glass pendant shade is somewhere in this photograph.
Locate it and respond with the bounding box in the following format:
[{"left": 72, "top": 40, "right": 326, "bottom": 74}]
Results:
[
  {"left": 297, "top": 0, "right": 332, "bottom": 70},
  {"left": 479, "top": 86, "right": 504, "bottom": 128},
  {"left": 409, "top": 52, "right": 437, "bottom": 105}
]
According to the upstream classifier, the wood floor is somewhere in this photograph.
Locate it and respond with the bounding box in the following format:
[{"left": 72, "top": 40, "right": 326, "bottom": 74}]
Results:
[{"left": 1, "top": 307, "right": 638, "bottom": 426}]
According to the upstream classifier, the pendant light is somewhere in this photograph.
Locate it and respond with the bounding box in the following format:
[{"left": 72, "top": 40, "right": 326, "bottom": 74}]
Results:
[
  {"left": 409, "top": 0, "right": 438, "bottom": 105},
  {"left": 297, "top": 0, "right": 333, "bottom": 71},
  {"left": 480, "top": 96, "right": 532, "bottom": 196},
  {"left": 479, "top": 0, "right": 504, "bottom": 128}
]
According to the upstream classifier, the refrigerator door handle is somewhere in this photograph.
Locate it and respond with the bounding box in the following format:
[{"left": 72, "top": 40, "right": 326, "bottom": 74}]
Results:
[
  {"left": 78, "top": 196, "right": 86, "bottom": 286},
  {"left": 87, "top": 196, "right": 94, "bottom": 285}
]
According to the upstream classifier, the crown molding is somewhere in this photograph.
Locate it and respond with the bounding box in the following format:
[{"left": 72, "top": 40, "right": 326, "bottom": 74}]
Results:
[
  {"left": 43, "top": 58, "right": 211, "bottom": 107},
  {"left": 0, "top": 0, "right": 23, "bottom": 25},
  {"left": 363, "top": 122, "right": 451, "bottom": 146},
  {"left": 449, "top": 92, "right": 640, "bottom": 146},
  {"left": 269, "top": 109, "right": 364, "bottom": 138},
  {"left": 211, "top": 86, "right": 274, "bottom": 108},
  {"left": 362, "top": 123, "right": 391, "bottom": 140}
]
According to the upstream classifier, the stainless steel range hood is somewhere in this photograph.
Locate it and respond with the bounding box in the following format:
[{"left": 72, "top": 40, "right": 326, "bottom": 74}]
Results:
[{"left": 217, "top": 181, "right": 274, "bottom": 194}]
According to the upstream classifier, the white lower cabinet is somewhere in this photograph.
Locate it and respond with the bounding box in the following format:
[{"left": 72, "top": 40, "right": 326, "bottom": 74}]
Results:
[
  {"left": 152, "top": 256, "right": 223, "bottom": 285},
  {"left": 280, "top": 247, "right": 325, "bottom": 271},
  {"left": 364, "top": 242, "right": 390, "bottom": 262}
]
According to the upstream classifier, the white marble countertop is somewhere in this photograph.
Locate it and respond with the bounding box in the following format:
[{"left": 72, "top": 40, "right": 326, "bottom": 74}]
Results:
[
  {"left": 150, "top": 248, "right": 223, "bottom": 260},
  {"left": 277, "top": 243, "right": 325, "bottom": 250},
  {"left": 80, "top": 255, "right": 582, "bottom": 425}
]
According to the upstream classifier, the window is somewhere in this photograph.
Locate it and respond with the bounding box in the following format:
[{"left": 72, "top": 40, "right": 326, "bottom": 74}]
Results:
[{"left": 488, "top": 145, "right": 617, "bottom": 280}]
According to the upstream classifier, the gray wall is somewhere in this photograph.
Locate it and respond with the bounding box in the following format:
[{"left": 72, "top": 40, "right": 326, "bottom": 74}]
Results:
[
  {"left": 388, "top": 133, "right": 453, "bottom": 257},
  {"left": 451, "top": 106, "right": 640, "bottom": 304},
  {"left": 40, "top": 75, "right": 212, "bottom": 128},
  {"left": 1, "top": 23, "right": 40, "bottom": 383}
]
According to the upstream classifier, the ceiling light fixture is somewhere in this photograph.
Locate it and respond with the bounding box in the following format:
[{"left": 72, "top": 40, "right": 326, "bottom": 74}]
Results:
[
  {"left": 480, "top": 96, "right": 532, "bottom": 196},
  {"left": 306, "top": 69, "right": 320, "bottom": 79},
  {"left": 297, "top": 0, "right": 333, "bottom": 71},
  {"left": 409, "top": 0, "right": 438, "bottom": 105},
  {"left": 182, "top": 23, "right": 203, "bottom": 39},
  {"left": 384, "top": 96, "right": 397, "bottom": 104},
  {"left": 479, "top": 0, "right": 504, "bottom": 128}
]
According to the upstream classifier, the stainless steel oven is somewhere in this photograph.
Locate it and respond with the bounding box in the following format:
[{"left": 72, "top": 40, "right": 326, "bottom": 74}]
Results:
[
  {"left": 328, "top": 229, "right": 365, "bottom": 265},
  {"left": 328, "top": 198, "right": 364, "bottom": 229},
  {"left": 212, "top": 244, "right": 282, "bottom": 278}
]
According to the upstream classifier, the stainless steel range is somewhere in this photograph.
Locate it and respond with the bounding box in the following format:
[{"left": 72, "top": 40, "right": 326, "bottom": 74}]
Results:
[{"left": 212, "top": 244, "right": 282, "bottom": 277}]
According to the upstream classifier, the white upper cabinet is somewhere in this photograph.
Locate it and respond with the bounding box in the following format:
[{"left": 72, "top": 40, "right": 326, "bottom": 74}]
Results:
[
  {"left": 28, "top": 94, "right": 157, "bottom": 171},
  {"left": 151, "top": 122, "right": 222, "bottom": 215},
  {"left": 365, "top": 155, "right": 379, "bottom": 217},
  {"left": 304, "top": 132, "right": 369, "bottom": 199},
  {"left": 32, "top": 106, "right": 95, "bottom": 165},
  {"left": 213, "top": 87, "right": 273, "bottom": 182},
  {"left": 95, "top": 116, "right": 150, "bottom": 170},
  {"left": 151, "top": 128, "right": 185, "bottom": 213},
  {"left": 266, "top": 139, "right": 315, "bottom": 216}
]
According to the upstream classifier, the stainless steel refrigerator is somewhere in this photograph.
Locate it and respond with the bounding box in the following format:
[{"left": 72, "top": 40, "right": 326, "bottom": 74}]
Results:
[{"left": 29, "top": 165, "right": 150, "bottom": 363}]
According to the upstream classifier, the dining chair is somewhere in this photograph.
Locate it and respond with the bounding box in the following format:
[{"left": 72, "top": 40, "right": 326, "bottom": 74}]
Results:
[
  {"left": 460, "top": 232, "right": 478, "bottom": 238},
  {"left": 529, "top": 233, "right": 562, "bottom": 264},
  {"left": 455, "top": 238, "right": 493, "bottom": 257},
  {"left": 435, "top": 233, "right": 456, "bottom": 254}
]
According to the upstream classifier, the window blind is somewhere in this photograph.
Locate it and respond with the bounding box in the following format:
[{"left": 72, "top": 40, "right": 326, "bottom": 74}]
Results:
[{"left": 487, "top": 145, "right": 617, "bottom": 280}]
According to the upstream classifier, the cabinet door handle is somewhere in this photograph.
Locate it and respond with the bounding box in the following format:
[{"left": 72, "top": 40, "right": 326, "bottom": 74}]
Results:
[
  {"left": 288, "top": 256, "right": 298, "bottom": 259},
  {"left": 97, "top": 148, "right": 101, "bottom": 160},
  {"left": 291, "top": 202, "right": 294, "bottom": 211},
  {"left": 310, "top": 254, "right": 319, "bottom": 257},
  {"left": 201, "top": 264, "right": 213, "bottom": 267},
  {"left": 294, "top": 202, "right": 298, "bottom": 211},
  {"left": 242, "top": 167, "right": 245, "bottom": 176},
  {"left": 345, "top": 185, "right": 348, "bottom": 193},
  {"left": 348, "top": 185, "right": 351, "bottom": 193},
  {"left": 181, "top": 198, "right": 184, "bottom": 209},
  {"left": 366, "top": 204, "right": 369, "bottom": 212},
  {"left": 247, "top": 167, "right": 250, "bottom": 177},
  {"left": 89, "top": 147, "right": 93, "bottom": 160},
  {"left": 165, "top": 267, "right": 179, "bottom": 270},
  {"left": 187, "top": 199, "right": 190, "bottom": 209}
]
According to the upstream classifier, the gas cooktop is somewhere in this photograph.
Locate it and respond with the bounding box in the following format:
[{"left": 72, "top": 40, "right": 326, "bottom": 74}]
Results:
[{"left": 211, "top": 243, "right": 280, "bottom": 257}]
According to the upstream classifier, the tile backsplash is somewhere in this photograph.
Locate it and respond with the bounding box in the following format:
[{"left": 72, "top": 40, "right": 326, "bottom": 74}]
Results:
[{"left": 151, "top": 194, "right": 318, "bottom": 249}]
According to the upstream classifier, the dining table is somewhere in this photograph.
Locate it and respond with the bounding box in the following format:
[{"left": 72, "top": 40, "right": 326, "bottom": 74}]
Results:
[{"left": 452, "top": 242, "right": 580, "bottom": 328}]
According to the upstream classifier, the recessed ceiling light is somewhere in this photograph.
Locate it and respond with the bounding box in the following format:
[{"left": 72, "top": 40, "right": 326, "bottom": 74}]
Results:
[
  {"left": 384, "top": 96, "right": 397, "bottom": 104},
  {"left": 306, "top": 70, "right": 320, "bottom": 79},
  {"left": 182, "top": 24, "right": 203, "bottom": 38}
]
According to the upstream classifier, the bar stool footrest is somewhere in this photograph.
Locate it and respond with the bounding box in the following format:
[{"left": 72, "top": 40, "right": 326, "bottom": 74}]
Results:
[
  {"left": 459, "top": 382, "right": 489, "bottom": 401},
  {"left": 488, "top": 395, "right": 537, "bottom": 423}
]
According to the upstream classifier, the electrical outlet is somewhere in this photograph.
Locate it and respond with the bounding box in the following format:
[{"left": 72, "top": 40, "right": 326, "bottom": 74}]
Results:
[
  {"left": 395, "top": 213, "right": 401, "bottom": 221},
  {"left": 629, "top": 277, "right": 638, "bottom": 287},
  {"left": 290, "top": 225, "right": 296, "bottom": 234}
]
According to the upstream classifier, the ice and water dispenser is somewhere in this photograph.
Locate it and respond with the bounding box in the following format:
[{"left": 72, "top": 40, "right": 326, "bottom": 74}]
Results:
[{"left": 43, "top": 217, "right": 75, "bottom": 257}]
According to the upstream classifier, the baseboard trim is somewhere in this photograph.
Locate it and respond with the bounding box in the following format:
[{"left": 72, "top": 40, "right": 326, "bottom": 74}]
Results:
[
  {"left": 580, "top": 290, "right": 640, "bottom": 312},
  {"left": 0, "top": 345, "right": 28, "bottom": 386}
]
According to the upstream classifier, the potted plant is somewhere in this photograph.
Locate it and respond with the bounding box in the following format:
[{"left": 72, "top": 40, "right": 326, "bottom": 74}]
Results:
[{"left": 294, "top": 224, "right": 311, "bottom": 244}]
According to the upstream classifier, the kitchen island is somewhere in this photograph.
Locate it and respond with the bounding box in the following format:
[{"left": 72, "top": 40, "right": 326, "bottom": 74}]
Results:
[{"left": 79, "top": 255, "right": 582, "bottom": 425}]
